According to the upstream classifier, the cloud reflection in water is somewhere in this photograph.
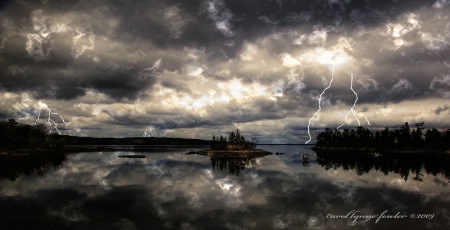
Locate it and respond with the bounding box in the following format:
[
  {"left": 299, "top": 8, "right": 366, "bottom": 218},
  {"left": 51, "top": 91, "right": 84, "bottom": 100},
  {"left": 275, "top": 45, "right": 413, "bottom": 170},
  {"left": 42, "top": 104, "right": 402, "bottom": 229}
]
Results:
[{"left": 0, "top": 146, "right": 449, "bottom": 229}]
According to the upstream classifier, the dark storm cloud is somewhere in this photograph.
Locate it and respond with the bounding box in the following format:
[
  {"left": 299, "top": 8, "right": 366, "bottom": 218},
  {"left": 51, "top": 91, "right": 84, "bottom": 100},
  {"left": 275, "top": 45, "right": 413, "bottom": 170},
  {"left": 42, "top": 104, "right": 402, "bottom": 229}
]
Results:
[
  {"left": 196, "top": 0, "right": 437, "bottom": 61},
  {"left": 106, "top": 110, "right": 211, "bottom": 129},
  {"left": 1, "top": 0, "right": 450, "bottom": 141},
  {"left": 351, "top": 37, "right": 450, "bottom": 103},
  {"left": 0, "top": 52, "right": 158, "bottom": 100},
  {"left": 0, "top": 0, "right": 164, "bottom": 100},
  {"left": 86, "top": 67, "right": 158, "bottom": 100},
  {"left": 0, "top": 0, "right": 440, "bottom": 101},
  {"left": 0, "top": 0, "right": 13, "bottom": 11}
]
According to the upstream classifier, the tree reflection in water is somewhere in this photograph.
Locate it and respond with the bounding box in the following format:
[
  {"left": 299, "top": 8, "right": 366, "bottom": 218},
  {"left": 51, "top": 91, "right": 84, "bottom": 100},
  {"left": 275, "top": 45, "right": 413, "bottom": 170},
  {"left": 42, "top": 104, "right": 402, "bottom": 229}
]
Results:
[
  {"left": 210, "top": 157, "right": 257, "bottom": 176},
  {"left": 314, "top": 150, "right": 450, "bottom": 182},
  {"left": 0, "top": 154, "right": 66, "bottom": 181}
]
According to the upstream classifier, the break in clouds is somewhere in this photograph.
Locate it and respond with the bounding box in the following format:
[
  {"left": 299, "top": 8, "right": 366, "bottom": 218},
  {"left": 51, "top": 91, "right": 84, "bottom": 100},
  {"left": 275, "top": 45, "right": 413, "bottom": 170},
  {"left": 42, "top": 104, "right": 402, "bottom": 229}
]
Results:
[{"left": 0, "top": 0, "right": 449, "bottom": 143}]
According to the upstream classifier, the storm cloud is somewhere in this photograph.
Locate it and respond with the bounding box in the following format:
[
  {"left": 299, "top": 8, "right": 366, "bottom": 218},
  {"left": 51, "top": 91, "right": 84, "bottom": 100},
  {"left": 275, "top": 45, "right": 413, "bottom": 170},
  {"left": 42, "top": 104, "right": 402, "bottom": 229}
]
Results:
[{"left": 0, "top": 0, "right": 449, "bottom": 142}]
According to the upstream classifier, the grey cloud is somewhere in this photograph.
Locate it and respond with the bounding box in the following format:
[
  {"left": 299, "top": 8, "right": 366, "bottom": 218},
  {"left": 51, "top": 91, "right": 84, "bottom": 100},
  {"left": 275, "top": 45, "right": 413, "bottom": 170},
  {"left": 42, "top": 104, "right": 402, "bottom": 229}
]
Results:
[
  {"left": 106, "top": 110, "right": 210, "bottom": 131},
  {"left": 202, "top": 98, "right": 288, "bottom": 125},
  {"left": 0, "top": 0, "right": 440, "bottom": 99},
  {"left": 387, "top": 78, "right": 423, "bottom": 101},
  {"left": 1, "top": 0, "right": 449, "bottom": 139},
  {"left": 352, "top": 49, "right": 449, "bottom": 103},
  {"left": 430, "top": 74, "right": 450, "bottom": 98},
  {"left": 434, "top": 104, "right": 450, "bottom": 115}
]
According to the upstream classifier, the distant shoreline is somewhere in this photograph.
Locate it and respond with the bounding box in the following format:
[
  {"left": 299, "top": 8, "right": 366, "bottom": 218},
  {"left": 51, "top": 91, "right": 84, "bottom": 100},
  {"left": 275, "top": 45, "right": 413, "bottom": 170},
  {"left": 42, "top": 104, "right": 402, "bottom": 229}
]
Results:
[{"left": 0, "top": 144, "right": 211, "bottom": 156}]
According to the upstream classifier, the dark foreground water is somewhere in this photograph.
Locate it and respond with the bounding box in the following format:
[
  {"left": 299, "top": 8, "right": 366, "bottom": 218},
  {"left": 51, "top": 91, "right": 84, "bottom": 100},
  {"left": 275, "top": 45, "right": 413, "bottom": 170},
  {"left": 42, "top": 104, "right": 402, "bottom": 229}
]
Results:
[{"left": 0, "top": 146, "right": 449, "bottom": 230}]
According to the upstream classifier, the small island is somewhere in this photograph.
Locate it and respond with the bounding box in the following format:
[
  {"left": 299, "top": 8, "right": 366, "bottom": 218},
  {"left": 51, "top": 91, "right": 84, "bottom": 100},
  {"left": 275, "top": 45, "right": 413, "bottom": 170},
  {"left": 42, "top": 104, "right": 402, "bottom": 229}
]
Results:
[{"left": 188, "top": 129, "right": 272, "bottom": 157}]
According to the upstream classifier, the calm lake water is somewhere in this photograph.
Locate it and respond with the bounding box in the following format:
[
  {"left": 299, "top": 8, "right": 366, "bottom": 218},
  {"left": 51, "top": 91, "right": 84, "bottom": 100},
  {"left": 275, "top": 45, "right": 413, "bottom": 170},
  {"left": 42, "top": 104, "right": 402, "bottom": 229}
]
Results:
[{"left": 0, "top": 145, "right": 449, "bottom": 230}]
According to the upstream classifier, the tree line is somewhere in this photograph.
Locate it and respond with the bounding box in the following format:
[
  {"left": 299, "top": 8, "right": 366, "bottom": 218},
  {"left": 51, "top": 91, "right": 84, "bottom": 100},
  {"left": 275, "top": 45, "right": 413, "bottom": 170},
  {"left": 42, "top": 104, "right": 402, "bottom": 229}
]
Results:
[
  {"left": 315, "top": 122, "right": 450, "bottom": 149},
  {"left": 0, "top": 119, "right": 49, "bottom": 150},
  {"left": 211, "top": 129, "right": 256, "bottom": 150},
  {"left": 0, "top": 119, "right": 213, "bottom": 151}
]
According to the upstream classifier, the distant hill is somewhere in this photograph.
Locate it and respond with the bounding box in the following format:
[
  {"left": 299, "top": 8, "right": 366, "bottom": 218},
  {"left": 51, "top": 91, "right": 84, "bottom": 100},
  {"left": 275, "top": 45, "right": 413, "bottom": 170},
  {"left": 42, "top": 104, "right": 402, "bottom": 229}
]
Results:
[
  {"left": 0, "top": 119, "right": 213, "bottom": 151},
  {"left": 48, "top": 135, "right": 213, "bottom": 146}
]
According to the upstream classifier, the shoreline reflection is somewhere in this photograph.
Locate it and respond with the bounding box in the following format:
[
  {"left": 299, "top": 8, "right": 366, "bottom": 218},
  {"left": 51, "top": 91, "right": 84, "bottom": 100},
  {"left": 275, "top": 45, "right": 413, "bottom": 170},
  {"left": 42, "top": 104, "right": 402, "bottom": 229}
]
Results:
[
  {"left": 314, "top": 150, "right": 450, "bottom": 182},
  {"left": 0, "top": 154, "right": 66, "bottom": 181},
  {"left": 0, "top": 147, "right": 449, "bottom": 229}
]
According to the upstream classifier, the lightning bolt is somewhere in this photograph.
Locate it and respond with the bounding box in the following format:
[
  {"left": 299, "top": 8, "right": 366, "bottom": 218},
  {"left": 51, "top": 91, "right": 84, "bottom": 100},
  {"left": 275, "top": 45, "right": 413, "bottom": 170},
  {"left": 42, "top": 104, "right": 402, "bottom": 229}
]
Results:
[
  {"left": 336, "top": 74, "right": 371, "bottom": 129},
  {"left": 34, "top": 102, "right": 68, "bottom": 134},
  {"left": 143, "top": 125, "right": 156, "bottom": 137},
  {"left": 305, "top": 64, "right": 335, "bottom": 144}
]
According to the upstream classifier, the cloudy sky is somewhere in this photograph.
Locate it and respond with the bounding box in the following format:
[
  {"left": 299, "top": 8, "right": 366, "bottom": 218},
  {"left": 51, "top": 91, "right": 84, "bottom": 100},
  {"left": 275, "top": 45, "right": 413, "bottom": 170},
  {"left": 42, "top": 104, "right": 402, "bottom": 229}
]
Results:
[{"left": 0, "top": 0, "right": 449, "bottom": 143}]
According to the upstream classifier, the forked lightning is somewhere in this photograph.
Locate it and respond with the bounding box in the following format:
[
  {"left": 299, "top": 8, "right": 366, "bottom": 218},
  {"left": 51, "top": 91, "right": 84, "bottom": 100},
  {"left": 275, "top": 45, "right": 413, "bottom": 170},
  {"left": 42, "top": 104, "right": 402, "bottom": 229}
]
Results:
[
  {"left": 305, "top": 68, "right": 371, "bottom": 144},
  {"left": 34, "top": 102, "right": 68, "bottom": 134},
  {"left": 337, "top": 74, "right": 371, "bottom": 129}
]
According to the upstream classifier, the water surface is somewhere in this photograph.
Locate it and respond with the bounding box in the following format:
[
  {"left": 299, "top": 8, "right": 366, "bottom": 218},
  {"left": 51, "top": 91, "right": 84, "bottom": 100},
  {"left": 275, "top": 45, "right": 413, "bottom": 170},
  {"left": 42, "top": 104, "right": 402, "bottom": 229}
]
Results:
[{"left": 0, "top": 146, "right": 449, "bottom": 229}]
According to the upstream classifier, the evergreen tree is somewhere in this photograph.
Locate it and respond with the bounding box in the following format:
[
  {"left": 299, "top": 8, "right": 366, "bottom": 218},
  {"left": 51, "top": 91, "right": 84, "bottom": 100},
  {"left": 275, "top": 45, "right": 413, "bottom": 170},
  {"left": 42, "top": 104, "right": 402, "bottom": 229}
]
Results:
[
  {"left": 313, "top": 121, "right": 450, "bottom": 150},
  {"left": 235, "top": 129, "right": 241, "bottom": 144},
  {"left": 229, "top": 132, "right": 235, "bottom": 144},
  {"left": 411, "top": 122, "right": 425, "bottom": 147},
  {"left": 398, "top": 122, "right": 411, "bottom": 148},
  {"left": 425, "top": 128, "right": 441, "bottom": 146}
]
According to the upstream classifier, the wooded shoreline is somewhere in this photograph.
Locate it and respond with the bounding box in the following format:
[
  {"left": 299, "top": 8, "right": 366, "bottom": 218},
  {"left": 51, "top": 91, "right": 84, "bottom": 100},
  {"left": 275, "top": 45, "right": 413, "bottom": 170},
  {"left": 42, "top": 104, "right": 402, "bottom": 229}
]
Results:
[{"left": 315, "top": 122, "right": 450, "bottom": 153}]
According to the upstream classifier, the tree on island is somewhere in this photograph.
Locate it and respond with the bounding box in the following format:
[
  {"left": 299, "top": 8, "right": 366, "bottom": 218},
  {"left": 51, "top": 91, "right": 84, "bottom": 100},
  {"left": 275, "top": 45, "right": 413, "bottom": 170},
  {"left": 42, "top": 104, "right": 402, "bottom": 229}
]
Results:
[
  {"left": 315, "top": 122, "right": 450, "bottom": 150},
  {"left": 211, "top": 129, "right": 256, "bottom": 150}
]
